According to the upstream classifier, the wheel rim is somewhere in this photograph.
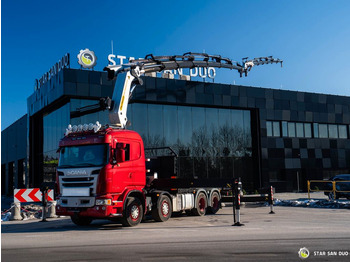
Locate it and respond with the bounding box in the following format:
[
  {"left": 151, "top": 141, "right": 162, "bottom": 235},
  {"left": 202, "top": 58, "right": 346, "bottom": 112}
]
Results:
[
  {"left": 161, "top": 200, "right": 170, "bottom": 217},
  {"left": 199, "top": 197, "right": 206, "bottom": 212},
  {"left": 130, "top": 204, "right": 140, "bottom": 221},
  {"left": 212, "top": 196, "right": 219, "bottom": 210}
]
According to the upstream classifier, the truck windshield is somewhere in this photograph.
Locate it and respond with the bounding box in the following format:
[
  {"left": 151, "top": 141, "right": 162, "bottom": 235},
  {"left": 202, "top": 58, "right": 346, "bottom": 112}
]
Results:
[{"left": 58, "top": 144, "right": 109, "bottom": 168}]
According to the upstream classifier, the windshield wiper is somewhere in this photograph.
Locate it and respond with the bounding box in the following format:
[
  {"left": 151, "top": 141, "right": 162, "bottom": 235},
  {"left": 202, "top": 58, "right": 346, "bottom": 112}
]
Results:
[{"left": 58, "top": 165, "right": 75, "bottom": 168}]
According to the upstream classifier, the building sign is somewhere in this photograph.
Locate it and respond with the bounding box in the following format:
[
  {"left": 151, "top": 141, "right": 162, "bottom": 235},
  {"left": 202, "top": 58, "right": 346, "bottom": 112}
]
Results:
[
  {"left": 108, "top": 53, "right": 216, "bottom": 80},
  {"left": 35, "top": 53, "right": 70, "bottom": 91},
  {"left": 77, "top": 48, "right": 97, "bottom": 69}
]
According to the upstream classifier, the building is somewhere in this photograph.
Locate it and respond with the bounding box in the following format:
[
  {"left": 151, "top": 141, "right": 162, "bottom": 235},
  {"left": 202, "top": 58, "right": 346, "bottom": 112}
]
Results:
[{"left": 2, "top": 64, "right": 350, "bottom": 194}]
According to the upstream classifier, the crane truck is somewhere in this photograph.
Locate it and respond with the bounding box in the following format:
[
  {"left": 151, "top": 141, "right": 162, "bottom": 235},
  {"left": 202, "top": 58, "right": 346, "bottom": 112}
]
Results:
[{"left": 55, "top": 52, "right": 282, "bottom": 226}]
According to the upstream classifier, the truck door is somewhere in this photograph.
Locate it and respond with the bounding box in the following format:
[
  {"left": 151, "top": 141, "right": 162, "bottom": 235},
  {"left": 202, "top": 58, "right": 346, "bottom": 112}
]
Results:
[{"left": 111, "top": 142, "right": 133, "bottom": 192}]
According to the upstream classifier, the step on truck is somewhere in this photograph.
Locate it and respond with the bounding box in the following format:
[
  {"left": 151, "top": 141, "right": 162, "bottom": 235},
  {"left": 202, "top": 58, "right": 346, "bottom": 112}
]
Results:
[{"left": 55, "top": 52, "right": 282, "bottom": 226}]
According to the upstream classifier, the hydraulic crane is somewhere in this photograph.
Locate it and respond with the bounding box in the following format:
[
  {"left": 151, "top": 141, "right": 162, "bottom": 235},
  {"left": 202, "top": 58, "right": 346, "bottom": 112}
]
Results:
[{"left": 69, "top": 52, "right": 282, "bottom": 130}]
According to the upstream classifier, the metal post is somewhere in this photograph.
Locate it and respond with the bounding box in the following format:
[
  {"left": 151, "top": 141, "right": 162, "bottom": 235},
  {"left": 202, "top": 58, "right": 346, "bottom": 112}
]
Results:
[
  {"left": 269, "top": 186, "right": 275, "bottom": 214},
  {"left": 297, "top": 171, "right": 300, "bottom": 193},
  {"left": 40, "top": 187, "right": 48, "bottom": 222},
  {"left": 10, "top": 202, "right": 22, "bottom": 220},
  {"left": 307, "top": 180, "right": 310, "bottom": 199},
  {"left": 332, "top": 181, "right": 336, "bottom": 200},
  {"left": 232, "top": 177, "right": 244, "bottom": 226}
]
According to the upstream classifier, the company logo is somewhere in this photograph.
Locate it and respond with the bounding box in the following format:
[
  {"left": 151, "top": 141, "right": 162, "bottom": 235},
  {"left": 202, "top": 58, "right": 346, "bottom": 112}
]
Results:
[
  {"left": 299, "top": 247, "right": 310, "bottom": 259},
  {"left": 66, "top": 170, "right": 87, "bottom": 176},
  {"left": 77, "top": 48, "right": 97, "bottom": 69}
]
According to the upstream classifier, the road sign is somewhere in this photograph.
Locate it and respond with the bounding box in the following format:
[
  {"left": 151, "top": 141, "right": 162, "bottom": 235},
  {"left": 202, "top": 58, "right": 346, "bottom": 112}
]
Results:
[{"left": 14, "top": 188, "right": 54, "bottom": 203}]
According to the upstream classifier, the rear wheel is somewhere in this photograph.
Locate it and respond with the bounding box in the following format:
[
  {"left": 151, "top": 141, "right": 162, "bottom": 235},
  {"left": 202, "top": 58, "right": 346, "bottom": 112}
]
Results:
[
  {"left": 152, "top": 195, "right": 172, "bottom": 222},
  {"left": 192, "top": 192, "right": 207, "bottom": 216},
  {"left": 70, "top": 214, "right": 93, "bottom": 226},
  {"left": 208, "top": 192, "right": 220, "bottom": 214},
  {"left": 122, "top": 197, "right": 143, "bottom": 227}
]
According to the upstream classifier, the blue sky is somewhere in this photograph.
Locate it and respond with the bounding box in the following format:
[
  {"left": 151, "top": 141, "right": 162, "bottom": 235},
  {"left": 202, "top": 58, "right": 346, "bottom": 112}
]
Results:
[{"left": 2, "top": 0, "right": 350, "bottom": 130}]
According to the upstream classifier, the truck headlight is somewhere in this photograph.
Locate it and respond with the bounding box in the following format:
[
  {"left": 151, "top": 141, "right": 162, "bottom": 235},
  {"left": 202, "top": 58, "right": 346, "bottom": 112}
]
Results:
[{"left": 95, "top": 199, "right": 112, "bottom": 205}]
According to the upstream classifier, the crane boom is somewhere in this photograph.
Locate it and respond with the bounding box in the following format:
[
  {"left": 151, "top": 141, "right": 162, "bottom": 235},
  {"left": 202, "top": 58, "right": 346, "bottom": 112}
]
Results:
[
  {"left": 71, "top": 52, "right": 282, "bottom": 129},
  {"left": 103, "top": 52, "right": 282, "bottom": 129}
]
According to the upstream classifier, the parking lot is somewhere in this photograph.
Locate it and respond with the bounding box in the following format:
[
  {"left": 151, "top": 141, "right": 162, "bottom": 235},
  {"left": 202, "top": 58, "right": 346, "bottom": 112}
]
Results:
[{"left": 2, "top": 201, "right": 350, "bottom": 261}]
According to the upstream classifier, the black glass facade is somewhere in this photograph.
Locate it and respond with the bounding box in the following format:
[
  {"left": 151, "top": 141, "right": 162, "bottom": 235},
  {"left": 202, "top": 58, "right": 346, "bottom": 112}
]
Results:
[
  {"left": 17, "top": 68, "right": 350, "bottom": 193},
  {"left": 128, "top": 103, "right": 255, "bottom": 188}
]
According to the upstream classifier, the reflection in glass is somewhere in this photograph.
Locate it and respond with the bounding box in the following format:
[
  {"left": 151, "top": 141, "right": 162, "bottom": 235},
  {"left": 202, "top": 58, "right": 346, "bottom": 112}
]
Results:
[
  {"left": 313, "top": 123, "right": 319, "bottom": 138},
  {"left": 328, "top": 124, "right": 338, "bottom": 139},
  {"left": 266, "top": 121, "right": 272, "bottom": 137},
  {"left": 319, "top": 124, "right": 328, "bottom": 138},
  {"left": 338, "top": 125, "right": 347, "bottom": 139},
  {"left": 282, "top": 121, "right": 288, "bottom": 137},
  {"left": 273, "top": 121, "right": 280, "bottom": 137},
  {"left": 304, "top": 123, "right": 312, "bottom": 138},
  {"left": 288, "top": 122, "right": 296, "bottom": 137},
  {"left": 296, "top": 123, "right": 304, "bottom": 137},
  {"left": 129, "top": 103, "right": 253, "bottom": 184}
]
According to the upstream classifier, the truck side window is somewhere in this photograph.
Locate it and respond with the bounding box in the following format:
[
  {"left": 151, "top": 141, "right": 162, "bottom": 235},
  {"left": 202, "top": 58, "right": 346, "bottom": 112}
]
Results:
[{"left": 116, "top": 143, "right": 130, "bottom": 163}]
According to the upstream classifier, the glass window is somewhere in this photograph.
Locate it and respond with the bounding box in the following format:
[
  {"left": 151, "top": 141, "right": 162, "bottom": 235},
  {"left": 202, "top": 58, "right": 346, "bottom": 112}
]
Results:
[
  {"left": 59, "top": 144, "right": 109, "bottom": 167},
  {"left": 243, "top": 111, "right": 252, "bottom": 148},
  {"left": 266, "top": 121, "right": 272, "bottom": 136},
  {"left": 273, "top": 121, "right": 280, "bottom": 137},
  {"left": 319, "top": 124, "right": 328, "bottom": 138},
  {"left": 148, "top": 104, "right": 164, "bottom": 147},
  {"left": 130, "top": 103, "right": 148, "bottom": 140},
  {"left": 328, "top": 124, "right": 338, "bottom": 138},
  {"left": 288, "top": 122, "right": 296, "bottom": 137},
  {"left": 338, "top": 125, "right": 347, "bottom": 139},
  {"left": 178, "top": 106, "right": 192, "bottom": 146},
  {"left": 313, "top": 123, "right": 319, "bottom": 138},
  {"left": 163, "top": 105, "right": 179, "bottom": 146},
  {"left": 304, "top": 123, "right": 312, "bottom": 138},
  {"left": 296, "top": 123, "right": 304, "bottom": 137},
  {"left": 282, "top": 121, "right": 288, "bottom": 137}
]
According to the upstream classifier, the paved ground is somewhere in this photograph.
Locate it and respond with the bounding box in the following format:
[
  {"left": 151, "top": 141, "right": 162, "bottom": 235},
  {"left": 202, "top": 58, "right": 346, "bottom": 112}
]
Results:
[{"left": 2, "top": 203, "right": 350, "bottom": 261}]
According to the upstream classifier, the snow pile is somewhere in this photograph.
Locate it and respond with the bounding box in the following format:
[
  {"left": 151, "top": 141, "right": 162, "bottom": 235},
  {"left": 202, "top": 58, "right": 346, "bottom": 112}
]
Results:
[
  {"left": 21, "top": 204, "right": 43, "bottom": 220},
  {"left": 274, "top": 199, "right": 350, "bottom": 209},
  {"left": 1, "top": 204, "right": 43, "bottom": 221}
]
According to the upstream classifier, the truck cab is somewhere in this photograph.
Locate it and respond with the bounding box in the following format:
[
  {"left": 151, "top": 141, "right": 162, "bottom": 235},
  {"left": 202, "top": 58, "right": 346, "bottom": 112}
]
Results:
[{"left": 56, "top": 125, "right": 146, "bottom": 226}]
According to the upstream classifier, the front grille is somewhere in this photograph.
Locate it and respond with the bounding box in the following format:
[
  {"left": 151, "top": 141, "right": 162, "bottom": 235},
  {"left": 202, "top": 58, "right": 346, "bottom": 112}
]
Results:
[{"left": 59, "top": 168, "right": 101, "bottom": 196}]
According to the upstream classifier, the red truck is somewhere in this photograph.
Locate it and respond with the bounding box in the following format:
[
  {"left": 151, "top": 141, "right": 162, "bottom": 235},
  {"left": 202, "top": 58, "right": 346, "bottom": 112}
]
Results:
[
  {"left": 56, "top": 126, "right": 221, "bottom": 226},
  {"left": 55, "top": 53, "right": 282, "bottom": 226}
]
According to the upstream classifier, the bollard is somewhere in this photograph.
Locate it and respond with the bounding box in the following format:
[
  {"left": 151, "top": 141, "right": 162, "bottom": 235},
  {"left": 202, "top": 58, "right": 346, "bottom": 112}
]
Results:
[
  {"left": 47, "top": 201, "right": 57, "bottom": 218},
  {"left": 10, "top": 202, "right": 22, "bottom": 220},
  {"left": 40, "top": 187, "right": 48, "bottom": 222},
  {"left": 269, "top": 186, "right": 275, "bottom": 214},
  {"left": 232, "top": 178, "right": 244, "bottom": 227}
]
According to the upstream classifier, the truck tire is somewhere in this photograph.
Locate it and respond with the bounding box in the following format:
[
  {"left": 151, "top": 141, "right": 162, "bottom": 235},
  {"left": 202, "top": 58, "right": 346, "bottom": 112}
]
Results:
[
  {"left": 122, "top": 197, "right": 143, "bottom": 227},
  {"left": 208, "top": 191, "right": 220, "bottom": 214},
  {"left": 192, "top": 192, "right": 207, "bottom": 216},
  {"left": 70, "top": 214, "right": 93, "bottom": 226},
  {"left": 152, "top": 195, "right": 172, "bottom": 222}
]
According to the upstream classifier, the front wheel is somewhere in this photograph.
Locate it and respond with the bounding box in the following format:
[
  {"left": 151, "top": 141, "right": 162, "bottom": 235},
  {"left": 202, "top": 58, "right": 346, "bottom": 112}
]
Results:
[
  {"left": 122, "top": 197, "right": 143, "bottom": 227},
  {"left": 152, "top": 195, "right": 172, "bottom": 222},
  {"left": 70, "top": 214, "right": 93, "bottom": 226}
]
